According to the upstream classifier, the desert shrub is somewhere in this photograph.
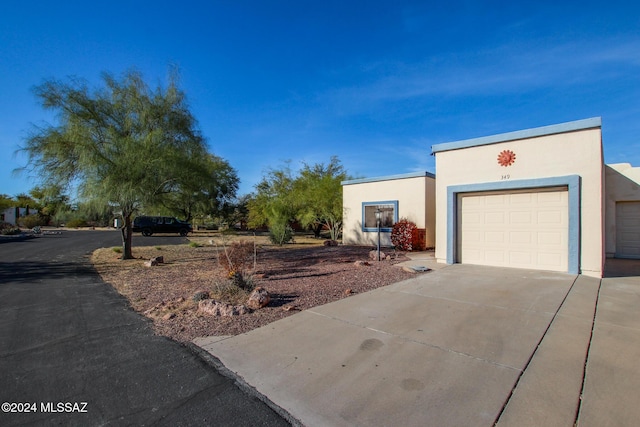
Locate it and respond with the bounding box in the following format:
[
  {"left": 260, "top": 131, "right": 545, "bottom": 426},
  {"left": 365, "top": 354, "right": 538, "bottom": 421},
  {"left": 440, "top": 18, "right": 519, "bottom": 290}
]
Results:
[
  {"left": 66, "top": 218, "right": 89, "bottom": 228},
  {"left": 268, "top": 222, "right": 293, "bottom": 245},
  {"left": 192, "top": 290, "right": 210, "bottom": 302},
  {"left": 217, "top": 240, "right": 256, "bottom": 291},
  {"left": 19, "top": 214, "right": 46, "bottom": 229},
  {"left": 188, "top": 241, "right": 201, "bottom": 248},
  {"left": 390, "top": 218, "right": 417, "bottom": 251},
  {"left": 0, "top": 222, "right": 21, "bottom": 235},
  {"left": 210, "top": 279, "right": 251, "bottom": 305}
]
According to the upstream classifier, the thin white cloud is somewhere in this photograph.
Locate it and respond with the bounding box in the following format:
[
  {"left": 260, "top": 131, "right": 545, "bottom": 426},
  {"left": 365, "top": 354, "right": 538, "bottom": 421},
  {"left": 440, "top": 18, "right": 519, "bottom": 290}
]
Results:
[{"left": 319, "top": 37, "right": 640, "bottom": 114}]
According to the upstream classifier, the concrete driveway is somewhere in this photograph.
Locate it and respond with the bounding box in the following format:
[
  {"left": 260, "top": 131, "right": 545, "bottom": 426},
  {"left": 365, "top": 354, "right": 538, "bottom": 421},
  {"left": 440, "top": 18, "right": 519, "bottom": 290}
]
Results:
[{"left": 197, "top": 259, "right": 640, "bottom": 426}]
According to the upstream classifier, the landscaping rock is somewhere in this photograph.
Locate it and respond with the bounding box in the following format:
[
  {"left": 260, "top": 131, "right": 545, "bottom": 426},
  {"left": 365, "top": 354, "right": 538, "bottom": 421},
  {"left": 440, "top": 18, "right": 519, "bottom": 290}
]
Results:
[
  {"left": 144, "top": 259, "right": 158, "bottom": 267},
  {"left": 323, "top": 239, "right": 338, "bottom": 246},
  {"left": 354, "top": 260, "right": 370, "bottom": 267},
  {"left": 198, "top": 300, "right": 249, "bottom": 316},
  {"left": 368, "top": 250, "right": 386, "bottom": 261},
  {"left": 151, "top": 256, "right": 164, "bottom": 264},
  {"left": 162, "top": 312, "right": 175, "bottom": 320},
  {"left": 246, "top": 287, "right": 270, "bottom": 309}
]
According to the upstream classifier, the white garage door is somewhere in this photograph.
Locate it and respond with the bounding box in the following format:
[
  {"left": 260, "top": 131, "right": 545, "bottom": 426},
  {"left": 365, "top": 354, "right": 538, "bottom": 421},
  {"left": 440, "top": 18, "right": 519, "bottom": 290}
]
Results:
[
  {"left": 616, "top": 201, "right": 640, "bottom": 259},
  {"left": 458, "top": 188, "right": 569, "bottom": 272}
]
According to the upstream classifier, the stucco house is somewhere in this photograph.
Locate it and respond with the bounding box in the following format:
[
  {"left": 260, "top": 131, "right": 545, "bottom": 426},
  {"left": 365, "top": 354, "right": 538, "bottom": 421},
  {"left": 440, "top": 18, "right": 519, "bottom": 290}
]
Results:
[
  {"left": 342, "top": 117, "right": 640, "bottom": 278},
  {"left": 341, "top": 172, "right": 436, "bottom": 249}
]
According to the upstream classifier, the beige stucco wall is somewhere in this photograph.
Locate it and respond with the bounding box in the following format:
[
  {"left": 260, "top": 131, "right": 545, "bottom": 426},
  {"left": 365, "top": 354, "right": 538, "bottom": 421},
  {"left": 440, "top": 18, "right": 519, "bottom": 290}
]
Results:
[
  {"left": 434, "top": 126, "right": 604, "bottom": 277},
  {"left": 605, "top": 163, "right": 640, "bottom": 257},
  {"left": 342, "top": 175, "right": 436, "bottom": 248}
]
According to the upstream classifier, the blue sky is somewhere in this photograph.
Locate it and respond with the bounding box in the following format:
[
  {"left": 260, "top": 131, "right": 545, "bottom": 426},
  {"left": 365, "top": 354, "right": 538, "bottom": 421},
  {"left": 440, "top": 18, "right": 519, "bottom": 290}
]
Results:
[{"left": 2, "top": 1, "right": 639, "bottom": 198}]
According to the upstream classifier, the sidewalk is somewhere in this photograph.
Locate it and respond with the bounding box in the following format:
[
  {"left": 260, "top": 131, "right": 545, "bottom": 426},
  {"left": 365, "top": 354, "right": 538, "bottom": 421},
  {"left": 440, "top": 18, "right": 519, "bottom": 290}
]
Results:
[{"left": 193, "top": 260, "right": 640, "bottom": 426}]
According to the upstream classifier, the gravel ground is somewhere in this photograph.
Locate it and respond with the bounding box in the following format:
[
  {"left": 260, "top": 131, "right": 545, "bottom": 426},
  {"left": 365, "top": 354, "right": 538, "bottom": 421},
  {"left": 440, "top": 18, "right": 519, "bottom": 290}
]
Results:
[{"left": 92, "top": 242, "right": 416, "bottom": 343}]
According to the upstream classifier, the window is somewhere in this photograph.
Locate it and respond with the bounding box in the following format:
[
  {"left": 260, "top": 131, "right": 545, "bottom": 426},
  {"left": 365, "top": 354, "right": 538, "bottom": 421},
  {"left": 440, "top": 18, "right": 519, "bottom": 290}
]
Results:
[{"left": 362, "top": 201, "right": 398, "bottom": 232}]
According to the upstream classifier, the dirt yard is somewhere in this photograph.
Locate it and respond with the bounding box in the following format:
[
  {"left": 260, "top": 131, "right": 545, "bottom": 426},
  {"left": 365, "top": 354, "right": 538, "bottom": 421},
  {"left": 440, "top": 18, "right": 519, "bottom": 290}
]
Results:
[{"left": 91, "top": 233, "right": 416, "bottom": 343}]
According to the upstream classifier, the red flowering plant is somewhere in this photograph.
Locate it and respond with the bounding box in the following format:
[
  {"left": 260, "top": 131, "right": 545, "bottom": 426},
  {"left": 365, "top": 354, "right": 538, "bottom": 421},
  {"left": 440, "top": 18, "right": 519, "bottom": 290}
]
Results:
[{"left": 390, "top": 218, "right": 417, "bottom": 251}]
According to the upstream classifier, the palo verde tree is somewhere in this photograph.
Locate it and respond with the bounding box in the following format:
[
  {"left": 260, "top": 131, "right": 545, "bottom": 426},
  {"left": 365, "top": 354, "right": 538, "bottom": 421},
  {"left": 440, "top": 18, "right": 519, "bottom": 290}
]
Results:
[
  {"left": 294, "top": 156, "right": 348, "bottom": 241},
  {"left": 157, "top": 153, "right": 239, "bottom": 222},
  {"left": 248, "top": 156, "right": 349, "bottom": 243},
  {"left": 21, "top": 69, "right": 209, "bottom": 259},
  {"left": 247, "top": 163, "right": 299, "bottom": 244}
]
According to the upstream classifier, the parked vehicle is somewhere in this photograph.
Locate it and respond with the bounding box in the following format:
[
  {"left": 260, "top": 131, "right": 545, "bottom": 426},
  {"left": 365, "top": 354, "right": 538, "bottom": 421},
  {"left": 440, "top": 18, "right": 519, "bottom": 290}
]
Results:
[{"left": 132, "top": 216, "right": 193, "bottom": 237}]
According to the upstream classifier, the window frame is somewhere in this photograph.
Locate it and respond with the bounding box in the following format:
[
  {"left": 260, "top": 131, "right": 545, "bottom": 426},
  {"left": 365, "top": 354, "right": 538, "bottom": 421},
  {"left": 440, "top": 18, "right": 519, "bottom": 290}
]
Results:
[{"left": 361, "top": 201, "right": 398, "bottom": 232}]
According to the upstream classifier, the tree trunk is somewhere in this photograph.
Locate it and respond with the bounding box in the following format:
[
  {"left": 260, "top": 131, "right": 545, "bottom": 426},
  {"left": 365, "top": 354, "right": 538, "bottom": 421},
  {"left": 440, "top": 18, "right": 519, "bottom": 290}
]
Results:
[
  {"left": 311, "top": 223, "right": 322, "bottom": 238},
  {"left": 120, "top": 213, "right": 134, "bottom": 260}
]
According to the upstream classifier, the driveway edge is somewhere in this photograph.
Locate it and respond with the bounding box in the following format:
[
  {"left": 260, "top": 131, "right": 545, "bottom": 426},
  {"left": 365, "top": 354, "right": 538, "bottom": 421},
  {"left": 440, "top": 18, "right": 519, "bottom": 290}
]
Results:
[{"left": 185, "top": 342, "right": 303, "bottom": 427}]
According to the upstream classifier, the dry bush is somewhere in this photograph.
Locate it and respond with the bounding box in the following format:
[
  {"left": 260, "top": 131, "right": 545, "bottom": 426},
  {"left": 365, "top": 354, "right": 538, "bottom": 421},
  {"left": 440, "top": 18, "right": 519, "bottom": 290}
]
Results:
[
  {"left": 218, "top": 240, "right": 256, "bottom": 278},
  {"left": 209, "top": 279, "right": 251, "bottom": 305}
]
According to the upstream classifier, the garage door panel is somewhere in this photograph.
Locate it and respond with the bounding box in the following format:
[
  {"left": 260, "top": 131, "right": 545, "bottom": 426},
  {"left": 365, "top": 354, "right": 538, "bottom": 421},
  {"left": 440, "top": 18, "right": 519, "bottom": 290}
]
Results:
[
  {"left": 485, "top": 231, "right": 506, "bottom": 243},
  {"left": 485, "top": 251, "right": 506, "bottom": 263},
  {"left": 510, "top": 211, "right": 532, "bottom": 223},
  {"left": 616, "top": 202, "right": 640, "bottom": 259},
  {"left": 537, "top": 211, "right": 564, "bottom": 224},
  {"left": 459, "top": 189, "right": 568, "bottom": 272},
  {"left": 509, "top": 231, "right": 531, "bottom": 244},
  {"left": 538, "top": 232, "right": 563, "bottom": 245},
  {"left": 537, "top": 191, "right": 564, "bottom": 204},
  {"left": 509, "top": 251, "right": 532, "bottom": 265}
]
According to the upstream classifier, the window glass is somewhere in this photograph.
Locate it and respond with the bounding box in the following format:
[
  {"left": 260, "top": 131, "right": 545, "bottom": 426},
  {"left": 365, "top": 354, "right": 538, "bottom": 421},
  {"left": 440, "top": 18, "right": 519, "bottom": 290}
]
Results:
[{"left": 363, "top": 203, "right": 396, "bottom": 229}]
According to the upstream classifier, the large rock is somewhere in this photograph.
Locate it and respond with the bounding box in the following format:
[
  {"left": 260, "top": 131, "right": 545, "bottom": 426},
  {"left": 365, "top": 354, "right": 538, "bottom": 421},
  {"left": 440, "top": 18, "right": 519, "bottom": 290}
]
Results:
[
  {"left": 198, "top": 300, "right": 249, "bottom": 316},
  {"left": 368, "top": 250, "right": 386, "bottom": 261},
  {"left": 246, "top": 287, "right": 270, "bottom": 309}
]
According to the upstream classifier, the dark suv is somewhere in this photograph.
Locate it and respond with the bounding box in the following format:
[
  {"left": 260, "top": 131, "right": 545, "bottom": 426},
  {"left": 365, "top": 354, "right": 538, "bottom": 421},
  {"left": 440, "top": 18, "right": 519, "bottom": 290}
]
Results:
[{"left": 132, "top": 216, "right": 193, "bottom": 237}]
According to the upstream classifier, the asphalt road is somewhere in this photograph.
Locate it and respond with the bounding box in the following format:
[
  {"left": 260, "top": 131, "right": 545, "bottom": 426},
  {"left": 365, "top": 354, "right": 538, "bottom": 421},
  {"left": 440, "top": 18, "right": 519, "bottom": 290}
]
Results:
[{"left": 0, "top": 230, "right": 291, "bottom": 426}]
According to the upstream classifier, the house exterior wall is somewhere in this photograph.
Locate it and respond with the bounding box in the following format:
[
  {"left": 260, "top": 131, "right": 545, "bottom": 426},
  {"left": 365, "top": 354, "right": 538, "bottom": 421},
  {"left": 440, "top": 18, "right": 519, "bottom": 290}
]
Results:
[
  {"left": 433, "top": 118, "right": 605, "bottom": 277},
  {"left": 342, "top": 172, "right": 436, "bottom": 247},
  {"left": 1, "top": 207, "right": 37, "bottom": 226},
  {"left": 605, "top": 163, "right": 640, "bottom": 257}
]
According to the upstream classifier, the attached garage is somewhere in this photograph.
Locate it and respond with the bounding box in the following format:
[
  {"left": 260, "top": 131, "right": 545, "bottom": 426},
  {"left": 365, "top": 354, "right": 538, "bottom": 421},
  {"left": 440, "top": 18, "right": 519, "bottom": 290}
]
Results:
[
  {"left": 458, "top": 188, "right": 569, "bottom": 272},
  {"left": 433, "top": 118, "right": 604, "bottom": 277},
  {"left": 615, "top": 201, "right": 640, "bottom": 259}
]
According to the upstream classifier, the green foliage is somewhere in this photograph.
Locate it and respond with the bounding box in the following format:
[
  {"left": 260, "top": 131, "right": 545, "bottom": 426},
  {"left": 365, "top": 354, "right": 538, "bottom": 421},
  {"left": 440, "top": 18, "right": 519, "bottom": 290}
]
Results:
[
  {"left": 66, "top": 218, "right": 89, "bottom": 228},
  {"left": 0, "top": 194, "right": 13, "bottom": 212},
  {"left": 188, "top": 241, "right": 201, "bottom": 248},
  {"left": 268, "top": 220, "right": 294, "bottom": 245},
  {"left": 18, "top": 214, "right": 45, "bottom": 229},
  {"left": 294, "top": 156, "right": 348, "bottom": 241},
  {"left": 157, "top": 153, "right": 239, "bottom": 222},
  {"left": 112, "top": 247, "right": 123, "bottom": 253},
  {"left": 20, "top": 68, "right": 213, "bottom": 259},
  {"left": 390, "top": 218, "right": 417, "bottom": 251},
  {"left": 248, "top": 156, "right": 349, "bottom": 242}
]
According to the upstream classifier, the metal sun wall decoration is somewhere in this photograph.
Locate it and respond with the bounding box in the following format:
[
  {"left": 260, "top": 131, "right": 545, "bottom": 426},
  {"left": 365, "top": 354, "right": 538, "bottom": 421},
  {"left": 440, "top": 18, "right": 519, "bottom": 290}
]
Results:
[{"left": 497, "top": 149, "right": 516, "bottom": 167}]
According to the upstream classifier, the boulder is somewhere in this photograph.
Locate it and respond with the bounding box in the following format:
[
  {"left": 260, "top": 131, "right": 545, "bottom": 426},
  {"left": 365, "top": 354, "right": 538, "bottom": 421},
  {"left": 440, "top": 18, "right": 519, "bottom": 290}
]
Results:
[
  {"left": 368, "top": 250, "right": 386, "bottom": 261},
  {"left": 323, "top": 239, "right": 338, "bottom": 246},
  {"left": 198, "top": 300, "right": 249, "bottom": 316},
  {"left": 144, "top": 259, "right": 158, "bottom": 267},
  {"left": 246, "top": 287, "right": 270, "bottom": 309},
  {"left": 151, "top": 256, "right": 164, "bottom": 264}
]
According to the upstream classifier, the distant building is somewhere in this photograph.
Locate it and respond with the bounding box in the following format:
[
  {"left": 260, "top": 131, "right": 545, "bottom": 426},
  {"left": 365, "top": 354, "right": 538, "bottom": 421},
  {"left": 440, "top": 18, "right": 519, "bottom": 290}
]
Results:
[{"left": 1, "top": 207, "right": 38, "bottom": 226}]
